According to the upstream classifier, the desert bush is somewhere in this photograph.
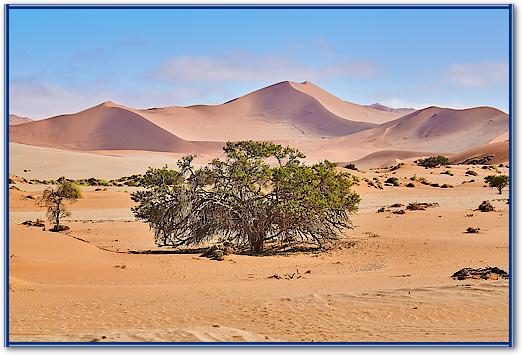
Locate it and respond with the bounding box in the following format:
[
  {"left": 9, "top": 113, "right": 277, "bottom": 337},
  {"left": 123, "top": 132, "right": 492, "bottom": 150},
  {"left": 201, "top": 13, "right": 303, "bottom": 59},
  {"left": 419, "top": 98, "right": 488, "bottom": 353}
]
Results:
[
  {"left": 344, "top": 163, "right": 358, "bottom": 171},
  {"left": 384, "top": 177, "right": 400, "bottom": 186},
  {"left": 466, "top": 227, "right": 480, "bottom": 234},
  {"left": 377, "top": 207, "right": 385, "bottom": 213},
  {"left": 418, "top": 177, "right": 430, "bottom": 185},
  {"left": 465, "top": 170, "right": 478, "bottom": 176},
  {"left": 484, "top": 175, "right": 509, "bottom": 194},
  {"left": 131, "top": 141, "right": 361, "bottom": 255},
  {"left": 440, "top": 169, "right": 454, "bottom": 176},
  {"left": 390, "top": 203, "right": 403, "bottom": 208},
  {"left": 393, "top": 209, "right": 405, "bottom": 215},
  {"left": 39, "top": 178, "right": 82, "bottom": 231},
  {"left": 478, "top": 200, "right": 494, "bottom": 212},
  {"left": 440, "top": 184, "right": 453, "bottom": 188},
  {"left": 410, "top": 175, "right": 417, "bottom": 181},
  {"left": 390, "top": 163, "right": 404, "bottom": 171},
  {"left": 417, "top": 156, "right": 450, "bottom": 168},
  {"left": 406, "top": 202, "right": 439, "bottom": 211}
]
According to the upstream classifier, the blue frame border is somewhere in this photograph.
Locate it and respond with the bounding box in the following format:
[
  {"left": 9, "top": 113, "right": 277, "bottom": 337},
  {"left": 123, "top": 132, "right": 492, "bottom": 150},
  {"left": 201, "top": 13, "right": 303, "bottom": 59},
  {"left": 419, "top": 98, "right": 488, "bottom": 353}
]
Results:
[{"left": 3, "top": 3, "right": 514, "bottom": 348}]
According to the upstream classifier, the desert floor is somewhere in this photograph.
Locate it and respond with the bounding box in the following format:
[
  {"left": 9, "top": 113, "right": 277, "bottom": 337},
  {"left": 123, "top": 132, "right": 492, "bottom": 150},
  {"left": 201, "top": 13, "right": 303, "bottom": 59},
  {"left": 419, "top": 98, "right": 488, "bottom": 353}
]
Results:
[{"left": 8, "top": 163, "right": 510, "bottom": 343}]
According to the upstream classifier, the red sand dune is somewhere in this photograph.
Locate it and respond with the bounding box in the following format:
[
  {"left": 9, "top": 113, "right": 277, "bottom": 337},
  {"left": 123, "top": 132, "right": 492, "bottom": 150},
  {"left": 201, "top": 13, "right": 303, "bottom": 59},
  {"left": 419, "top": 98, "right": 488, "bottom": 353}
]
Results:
[
  {"left": 8, "top": 82, "right": 509, "bottom": 163},
  {"left": 324, "top": 106, "right": 508, "bottom": 154},
  {"left": 9, "top": 102, "right": 219, "bottom": 153},
  {"left": 450, "top": 141, "right": 509, "bottom": 165},
  {"left": 133, "top": 81, "right": 400, "bottom": 141}
]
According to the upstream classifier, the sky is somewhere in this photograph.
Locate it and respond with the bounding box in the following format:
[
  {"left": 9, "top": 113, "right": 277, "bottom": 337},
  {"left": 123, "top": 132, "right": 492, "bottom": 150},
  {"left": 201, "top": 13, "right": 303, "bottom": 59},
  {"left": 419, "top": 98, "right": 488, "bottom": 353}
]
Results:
[{"left": 8, "top": 6, "right": 511, "bottom": 119}]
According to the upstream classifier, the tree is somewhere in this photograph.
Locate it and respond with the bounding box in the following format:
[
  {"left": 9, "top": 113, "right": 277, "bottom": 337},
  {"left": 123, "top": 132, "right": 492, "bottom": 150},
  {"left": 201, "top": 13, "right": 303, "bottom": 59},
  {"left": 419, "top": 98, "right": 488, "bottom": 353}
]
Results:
[
  {"left": 132, "top": 141, "right": 360, "bottom": 255},
  {"left": 40, "top": 178, "right": 82, "bottom": 231},
  {"left": 484, "top": 175, "right": 509, "bottom": 194},
  {"left": 416, "top": 156, "right": 450, "bottom": 168}
]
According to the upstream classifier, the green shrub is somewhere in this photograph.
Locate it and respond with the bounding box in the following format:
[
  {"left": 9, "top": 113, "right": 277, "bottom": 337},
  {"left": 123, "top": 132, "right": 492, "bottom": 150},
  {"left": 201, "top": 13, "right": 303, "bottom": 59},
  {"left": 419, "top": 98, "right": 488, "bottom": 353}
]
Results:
[
  {"left": 417, "top": 156, "right": 450, "bottom": 168},
  {"left": 384, "top": 177, "right": 400, "bottom": 186}
]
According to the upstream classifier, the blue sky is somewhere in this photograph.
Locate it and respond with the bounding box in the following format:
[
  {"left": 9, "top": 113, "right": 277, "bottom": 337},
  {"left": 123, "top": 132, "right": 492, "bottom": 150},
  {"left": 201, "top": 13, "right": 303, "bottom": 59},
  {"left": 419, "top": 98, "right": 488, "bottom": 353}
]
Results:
[{"left": 9, "top": 6, "right": 510, "bottom": 119}]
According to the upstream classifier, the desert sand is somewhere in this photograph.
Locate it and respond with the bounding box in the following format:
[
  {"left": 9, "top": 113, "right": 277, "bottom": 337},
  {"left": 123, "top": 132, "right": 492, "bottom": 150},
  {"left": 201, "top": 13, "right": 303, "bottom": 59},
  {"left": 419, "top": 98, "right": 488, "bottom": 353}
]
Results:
[
  {"left": 9, "top": 162, "right": 509, "bottom": 343},
  {"left": 7, "top": 80, "right": 510, "bottom": 343}
]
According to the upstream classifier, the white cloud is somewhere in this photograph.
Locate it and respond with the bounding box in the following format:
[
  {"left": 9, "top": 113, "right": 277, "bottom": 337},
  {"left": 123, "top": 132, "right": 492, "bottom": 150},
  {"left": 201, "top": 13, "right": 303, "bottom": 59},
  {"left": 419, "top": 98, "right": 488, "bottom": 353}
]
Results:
[
  {"left": 448, "top": 61, "right": 508, "bottom": 88},
  {"left": 153, "top": 52, "right": 378, "bottom": 83}
]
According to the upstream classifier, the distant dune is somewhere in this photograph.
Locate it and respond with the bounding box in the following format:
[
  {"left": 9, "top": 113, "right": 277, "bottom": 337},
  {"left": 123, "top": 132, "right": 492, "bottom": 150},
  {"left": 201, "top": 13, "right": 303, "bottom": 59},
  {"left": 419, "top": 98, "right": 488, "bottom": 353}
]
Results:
[
  {"left": 9, "top": 114, "right": 33, "bottom": 125},
  {"left": 133, "top": 81, "right": 399, "bottom": 141},
  {"left": 324, "top": 106, "right": 508, "bottom": 155},
  {"left": 366, "top": 103, "right": 416, "bottom": 116},
  {"left": 8, "top": 81, "right": 509, "bottom": 166},
  {"left": 450, "top": 141, "right": 509, "bottom": 165},
  {"left": 346, "top": 150, "right": 449, "bottom": 169},
  {"left": 9, "top": 102, "right": 221, "bottom": 153}
]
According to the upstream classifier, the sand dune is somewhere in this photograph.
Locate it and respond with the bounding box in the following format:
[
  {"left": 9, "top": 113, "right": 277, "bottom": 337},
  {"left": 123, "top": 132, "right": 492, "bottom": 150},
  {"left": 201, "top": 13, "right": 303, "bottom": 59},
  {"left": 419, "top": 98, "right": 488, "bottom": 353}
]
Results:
[
  {"left": 9, "top": 102, "right": 222, "bottom": 153},
  {"left": 9, "top": 114, "right": 33, "bottom": 125},
  {"left": 347, "top": 150, "right": 449, "bottom": 169},
  {"left": 490, "top": 131, "right": 509, "bottom": 143},
  {"left": 135, "top": 81, "right": 394, "bottom": 141},
  {"left": 366, "top": 103, "right": 416, "bottom": 116},
  {"left": 324, "top": 106, "right": 508, "bottom": 155},
  {"left": 450, "top": 140, "right": 509, "bottom": 165},
  {"left": 9, "top": 81, "right": 404, "bottom": 148}
]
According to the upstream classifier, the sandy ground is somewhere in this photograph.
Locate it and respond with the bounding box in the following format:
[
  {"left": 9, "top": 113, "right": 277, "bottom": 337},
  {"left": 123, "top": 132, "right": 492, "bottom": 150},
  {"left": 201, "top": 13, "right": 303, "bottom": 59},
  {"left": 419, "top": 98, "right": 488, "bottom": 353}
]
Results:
[{"left": 8, "top": 163, "right": 509, "bottom": 343}]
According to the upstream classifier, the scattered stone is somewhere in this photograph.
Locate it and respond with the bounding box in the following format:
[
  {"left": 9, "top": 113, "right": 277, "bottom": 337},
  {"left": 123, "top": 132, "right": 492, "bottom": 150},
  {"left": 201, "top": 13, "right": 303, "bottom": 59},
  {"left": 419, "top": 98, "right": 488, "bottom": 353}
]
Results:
[
  {"left": 451, "top": 267, "right": 508, "bottom": 280},
  {"left": 377, "top": 207, "right": 385, "bottom": 213},
  {"left": 465, "top": 170, "right": 479, "bottom": 176},
  {"left": 406, "top": 182, "right": 415, "bottom": 187},
  {"left": 478, "top": 200, "right": 494, "bottom": 212},
  {"left": 389, "top": 203, "right": 403, "bottom": 208},
  {"left": 393, "top": 209, "right": 405, "bottom": 215},
  {"left": 21, "top": 219, "right": 45, "bottom": 227},
  {"left": 466, "top": 227, "right": 480, "bottom": 234}
]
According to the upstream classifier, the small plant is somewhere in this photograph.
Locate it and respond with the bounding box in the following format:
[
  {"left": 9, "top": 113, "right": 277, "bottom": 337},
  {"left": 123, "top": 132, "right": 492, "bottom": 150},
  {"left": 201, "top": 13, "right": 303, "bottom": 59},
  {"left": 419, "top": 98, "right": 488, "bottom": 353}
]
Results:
[
  {"left": 406, "top": 202, "right": 439, "bottom": 211},
  {"left": 417, "top": 156, "right": 450, "bottom": 168},
  {"left": 406, "top": 182, "right": 415, "bottom": 187},
  {"left": 440, "top": 169, "right": 454, "bottom": 176},
  {"left": 478, "top": 200, "right": 494, "bottom": 212},
  {"left": 344, "top": 163, "right": 358, "bottom": 171},
  {"left": 390, "top": 162, "right": 404, "bottom": 171},
  {"left": 418, "top": 177, "right": 430, "bottom": 185},
  {"left": 410, "top": 175, "right": 417, "bottom": 181},
  {"left": 384, "top": 177, "right": 400, "bottom": 186},
  {"left": 466, "top": 227, "right": 480, "bottom": 234},
  {"left": 39, "top": 178, "right": 82, "bottom": 232},
  {"left": 484, "top": 175, "right": 509, "bottom": 194},
  {"left": 21, "top": 219, "right": 45, "bottom": 227}
]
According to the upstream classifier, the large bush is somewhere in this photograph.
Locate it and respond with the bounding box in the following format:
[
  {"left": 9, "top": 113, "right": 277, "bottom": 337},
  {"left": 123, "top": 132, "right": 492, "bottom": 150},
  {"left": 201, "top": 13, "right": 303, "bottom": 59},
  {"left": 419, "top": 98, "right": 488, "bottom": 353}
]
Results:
[
  {"left": 417, "top": 156, "right": 450, "bottom": 168},
  {"left": 131, "top": 141, "right": 360, "bottom": 255}
]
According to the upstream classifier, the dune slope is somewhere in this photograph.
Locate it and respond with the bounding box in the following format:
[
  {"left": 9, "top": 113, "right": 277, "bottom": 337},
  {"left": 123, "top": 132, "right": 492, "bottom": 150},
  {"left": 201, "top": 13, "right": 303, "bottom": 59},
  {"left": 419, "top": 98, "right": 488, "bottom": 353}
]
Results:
[{"left": 9, "top": 102, "right": 200, "bottom": 153}]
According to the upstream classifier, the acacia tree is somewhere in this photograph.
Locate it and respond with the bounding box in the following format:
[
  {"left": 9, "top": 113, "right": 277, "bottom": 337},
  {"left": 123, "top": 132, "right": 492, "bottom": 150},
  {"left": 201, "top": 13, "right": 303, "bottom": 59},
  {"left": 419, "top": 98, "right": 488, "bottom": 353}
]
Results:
[
  {"left": 40, "top": 177, "right": 82, "bottom": 231},
  {"left": 484, "top": 175, "right": 509, "bottom": 194},
  {"left": 132, "top": 141, "right": 360, "bottom": 255}
]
